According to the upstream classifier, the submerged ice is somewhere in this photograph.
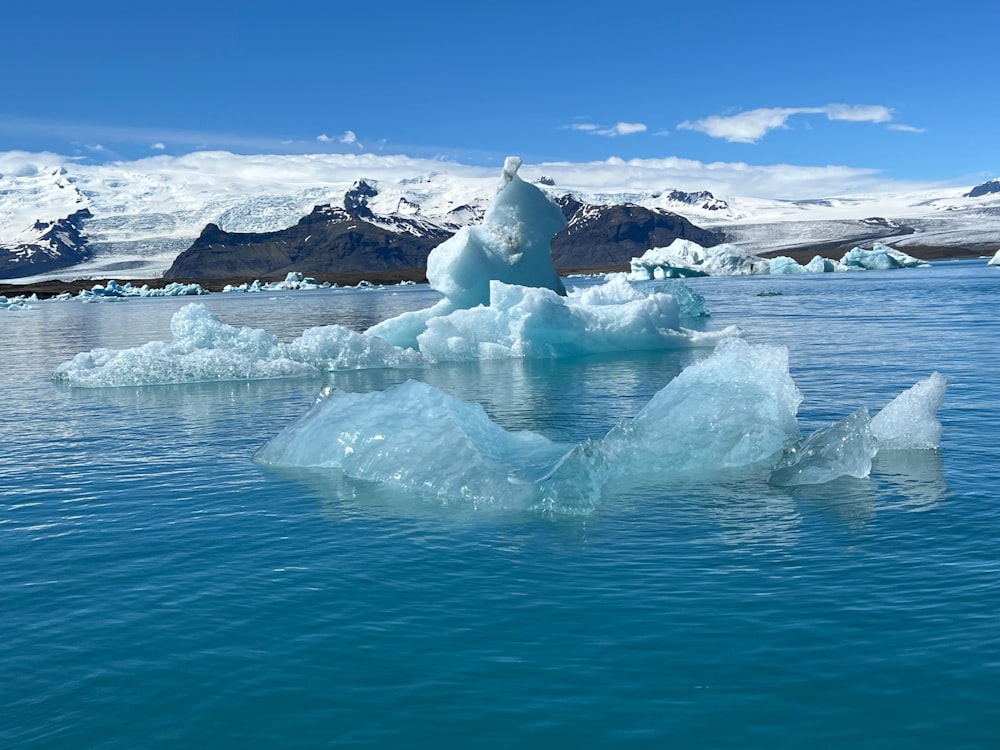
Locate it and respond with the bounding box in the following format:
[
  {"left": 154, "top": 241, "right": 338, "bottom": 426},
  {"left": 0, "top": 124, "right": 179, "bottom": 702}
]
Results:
[{"left": 255, "top": 338, "right": 946, "bottom": 512}]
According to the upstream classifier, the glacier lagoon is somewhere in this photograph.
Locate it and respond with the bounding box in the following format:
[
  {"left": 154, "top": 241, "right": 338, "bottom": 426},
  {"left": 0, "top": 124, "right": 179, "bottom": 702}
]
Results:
[{"left": 3, "top": 259, "right": 1000, "bottom": 747}]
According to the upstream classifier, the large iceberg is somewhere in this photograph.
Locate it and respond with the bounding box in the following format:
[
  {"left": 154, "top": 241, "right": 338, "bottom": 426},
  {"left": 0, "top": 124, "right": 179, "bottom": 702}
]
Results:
[
  {"left": 368, "top": 156, "right": 567, "bottom": 349},
  {"left": 54, "top": 158, "right": 730, "bottom": 387},
  {"left": 256, "top": 338, "right": 946, "bottom": 512}
]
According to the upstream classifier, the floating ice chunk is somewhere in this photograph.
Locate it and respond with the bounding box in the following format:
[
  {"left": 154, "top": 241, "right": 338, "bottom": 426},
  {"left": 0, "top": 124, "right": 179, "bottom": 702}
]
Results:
[
  {"left": 222, "top": 272, "right": 332, "bottom": 292},
  {"left": 425, "top": 155, "right": 566, "bottom": 309},
  {"left": 641, "top": 277, "right": 710, "bottom": 318},
  {"left": 769, "top": 408, "right": 878, "bottom": 487},
  {"left": 256, "top": 338, "right": 803, "bottom": 512},
  {"left": 416, "top": 278, "right": 733, "bottom": 361},
  {"left": 74, "top": 280, "right": 210, "bottom": 300},
  {"left": 988, "top": 249, "right": 1000, "bottom": 266},
  {"left": 254, "top": 379, "right": 575, "bottom": 509},
  {"left": 369, "top": 157, "right": 565, "bottom": 347},
  {"left": 767, "top": 255, "right": 847, "bottom": 274},
  {"left": 600, "top": 337, "right": 802, "bottom": 474},
  {"left": 1, "top": 294, "right": 36, "bottom": 310},
  {"left": 628, "top": 239, "right": 767, "bottom": 279},
  {"left": 365, "top": 298, "right": 456, "bottom": 351},
  {"left": 871, "top": 372, "right": 946, "bottom": 449},
  {"left": 841, "top": 242, "right": 928, "bottom": 270},
  {"left": 51, "top": 303, "right": 424, "bottom": 386}
]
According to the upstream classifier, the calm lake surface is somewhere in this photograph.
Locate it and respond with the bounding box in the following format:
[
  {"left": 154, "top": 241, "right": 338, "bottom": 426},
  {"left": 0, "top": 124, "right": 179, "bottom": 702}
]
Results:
[{"left": 2, "top": 260, "right": 999, "bottom": 748}]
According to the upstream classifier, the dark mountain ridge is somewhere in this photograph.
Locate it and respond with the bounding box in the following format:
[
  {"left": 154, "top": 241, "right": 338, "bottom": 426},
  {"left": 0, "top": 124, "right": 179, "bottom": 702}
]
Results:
[{"left": 165, "top": 183, "right": 725, "bottom": 280}]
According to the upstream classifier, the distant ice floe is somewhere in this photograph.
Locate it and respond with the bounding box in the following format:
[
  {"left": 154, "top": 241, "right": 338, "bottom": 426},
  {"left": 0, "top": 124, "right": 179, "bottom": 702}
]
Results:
[
  {"left": 255, "top": 338, "right": 946, "bottom": 512},
  {"left": 628, "top": 239, "right": 928, "bottom": 279},
  {"left": 1, "top": 294, "right": 37, "bottom": 310},
  {"left": 46, "top": 280, "right": 211, "bottom": 302},
  {"left": 221, "top": 272, "right": 332, "bottom": 293}
]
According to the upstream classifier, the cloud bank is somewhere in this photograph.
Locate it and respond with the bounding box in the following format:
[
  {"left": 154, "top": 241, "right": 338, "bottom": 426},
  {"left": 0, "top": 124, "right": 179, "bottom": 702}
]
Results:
[
  {"left": 568, "top": 121, "right": 648, "bottom": 137},
  {"left": 677, "top": 104, "right": 916, "bottom": 143}
]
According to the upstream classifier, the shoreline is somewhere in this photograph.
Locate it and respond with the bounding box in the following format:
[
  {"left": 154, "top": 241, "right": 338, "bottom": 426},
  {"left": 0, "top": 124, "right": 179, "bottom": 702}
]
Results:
[{"left": 1, "top": 245, "right": 993, "bottom": 300}]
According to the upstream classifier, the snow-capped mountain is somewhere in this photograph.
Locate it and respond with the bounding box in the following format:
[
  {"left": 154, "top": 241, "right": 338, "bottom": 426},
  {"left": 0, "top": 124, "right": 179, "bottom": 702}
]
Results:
[{"left": 1, "top": 150, "right": 998, "bottom": 282}]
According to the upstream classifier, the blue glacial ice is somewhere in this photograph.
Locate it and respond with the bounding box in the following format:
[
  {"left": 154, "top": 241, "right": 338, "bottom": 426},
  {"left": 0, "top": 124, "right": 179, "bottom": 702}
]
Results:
[
  {"left": 367, "top": 156, "right": 567, "bottom": 349},
  {"left": 628, "top": 239, "right": 928, "bottom": 278},
  {"left": 769, "top": 373, "right": 946, "bottom": 487},
  {"left": 51, "top": 303, "right": 424, "bottom": 386},
  {"left": 255, "top": 337, "right": 946, "bottom": 512}
]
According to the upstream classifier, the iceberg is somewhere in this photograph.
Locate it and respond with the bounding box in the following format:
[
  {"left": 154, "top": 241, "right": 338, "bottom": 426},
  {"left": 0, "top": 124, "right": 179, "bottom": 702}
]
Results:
[
  {"left": 871, "top": 372, "right": 946, "bottom": 450},
  {"left": 1, "top": 294, "right": 36, "bottom": 310},
  {"left": 416, "top": 276, "right": 733, "bottom": 361},
  {"left": 51, "top": 303, "right": 424, "bottom": 386},
  {"left": 988, "top": 249, "right": 1000, "bottom": 266},
  {"left": 257, "top": 344, "right": 946, "bottom": 511},
  {"left": 769, "top": 372, "right": 946, "bottom": 486},
  {"left": 628, "top": 239, "right": 768, "bottom": 279},
  {"left": 769, "top": 409, "right": 878, "bottom": 487},
  {"left": 222, "top": 272, "right": 332, "bottom": 293},
  {"left": 54, "top": 158, "right": 729, "bottom": 386},
  {"left": 841, "top": 242, "right": 928, "bottom": 270},
  {"left": 254, "top": 379, "right": 574, "bottom": 510},
  {"left": 368, "top": 156, "right": 566, "bottom": 348},
  {"left": 628, "top": 239, "right": 927, "bottom": 278}
]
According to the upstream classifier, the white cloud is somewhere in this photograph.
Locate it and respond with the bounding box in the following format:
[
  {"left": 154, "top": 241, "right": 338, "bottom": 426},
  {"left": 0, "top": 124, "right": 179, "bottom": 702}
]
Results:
[
  {"left": 678, "top": 104, "right": 906, "bottom": 143},
  {"left": 888, "top": 123, "right": 926, "bottom": 133},
  {"left": 567, "top": 121, "right": 647, "bottom": 137},
  {"left": 318, "top": 130, "right": 362, "bottom": 148},
  {"left": 824, "top": 104, "right": 893, "bottom": 123},
  {"left": 150, "top": 142, "right": 166, "bottom": 150},
  {"left": 530, "top": 155, "right": 943, "bottom": 200}
]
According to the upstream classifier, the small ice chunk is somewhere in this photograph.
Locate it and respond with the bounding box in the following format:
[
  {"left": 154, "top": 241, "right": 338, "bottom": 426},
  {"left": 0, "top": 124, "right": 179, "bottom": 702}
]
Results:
[
  {"left": 769, "top": 408, "right": 878, "bottom": 487},
  {"left": 871, "top": 372, "right": 946, "bottom": 449}
]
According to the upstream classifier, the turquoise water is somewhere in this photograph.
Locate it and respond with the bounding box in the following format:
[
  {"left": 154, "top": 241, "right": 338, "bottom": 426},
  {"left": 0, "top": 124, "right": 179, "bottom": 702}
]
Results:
[{"left": 2, "top": 261, "right": 999, "bottom": 748}]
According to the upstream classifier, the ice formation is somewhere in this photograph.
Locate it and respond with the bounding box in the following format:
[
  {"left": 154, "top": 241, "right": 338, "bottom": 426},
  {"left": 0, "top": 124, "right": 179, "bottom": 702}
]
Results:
[
  {"left": 628, "top": 239, "right": 927, "bottom": 278},
  {"left": 416, "top": 276, "right": 732, "bottom": 361},
  {"left": 629, "top": 239, "right": 768, "bottom": 279},
  {"left": 254, "top": 379, "right": 572, "bottom": 509},
  {"left": 841, "top": 243, "right": 928, "bottom": 270},
  {"left": 256, "top": 338, "right": 946, "bottom": 512},
  {"left": 769, "top": 373, "right": 946, "bottom": 486},
  {"left": 988, "top": 249, "right": 1000, "bottom": 266},
  {"left": 62, "top": 280, "right": 210, "bottom": 301},
  {"left": 51, "top": 303, "right": 424, "bottom": 386},
  {"left": 54, "top": 159, "right": 726, "bottom": 386},
  {"left": 368, "top": 156, "right": 567, "bottom": 348},
  {"left": 769, "top": 409, "right": 878, "bottom": 487},
  {"left": 1, "top": 294, "right": 36, "bottom": 310},
  {"left": 222, "top": 272, "right": 332, "bottom": 293},
  {"left": 870, "top": 372, "right": 947, "bottom": 449}
]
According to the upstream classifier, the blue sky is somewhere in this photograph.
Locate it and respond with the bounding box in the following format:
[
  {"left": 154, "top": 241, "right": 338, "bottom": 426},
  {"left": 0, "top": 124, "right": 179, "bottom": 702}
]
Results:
[{"left": 2, "top": 0, "right": 997, "bottom": 186}]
